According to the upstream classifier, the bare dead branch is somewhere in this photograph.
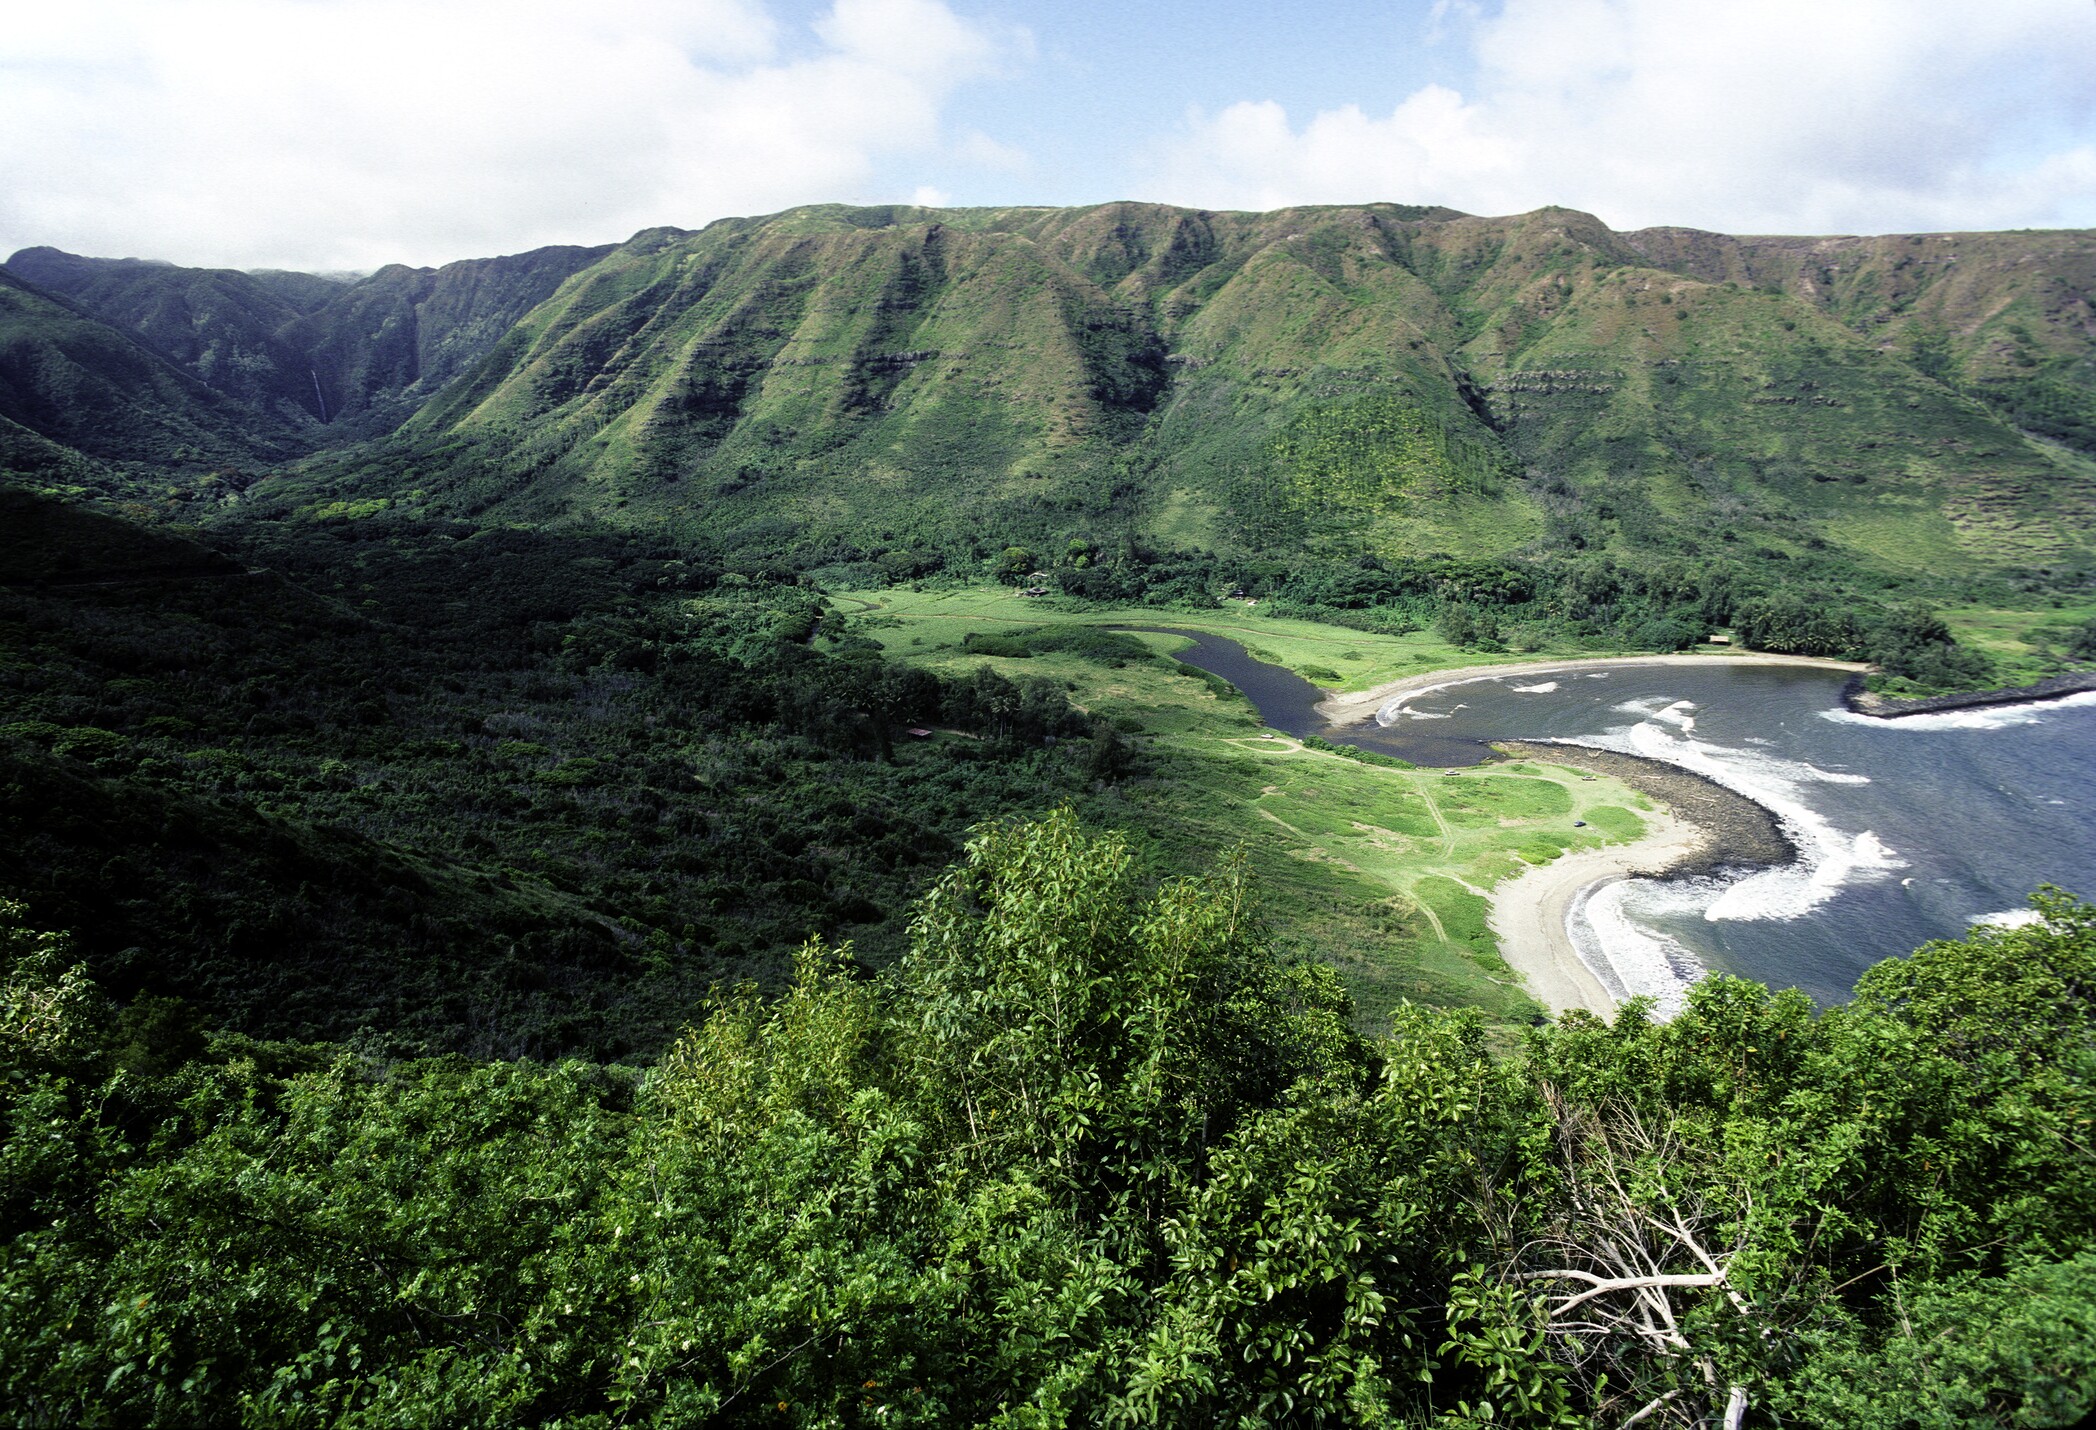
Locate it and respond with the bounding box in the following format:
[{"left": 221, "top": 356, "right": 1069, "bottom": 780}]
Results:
[{"left": 1618, "top": 1389, "right": 1682, "bottom": 1428}]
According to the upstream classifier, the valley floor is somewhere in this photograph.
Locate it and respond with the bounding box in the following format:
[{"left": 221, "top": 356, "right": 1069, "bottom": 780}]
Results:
[{"left": 837, "top": 585, "right": 1713, "bottom": 1028}]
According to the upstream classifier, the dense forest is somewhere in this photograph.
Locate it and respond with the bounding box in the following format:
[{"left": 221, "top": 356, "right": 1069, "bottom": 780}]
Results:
[
  {"left": 0, "top": 495, "right": 1152, "bottom": 1059},
  {"left": 4, "top": 818, "right": 2093, "bottom": 1426}
]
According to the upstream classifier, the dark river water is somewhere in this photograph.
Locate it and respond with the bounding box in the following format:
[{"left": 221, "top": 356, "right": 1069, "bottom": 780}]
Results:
[{"left": 1155, "top": 631, "right": 2096, "bottom": 1009}]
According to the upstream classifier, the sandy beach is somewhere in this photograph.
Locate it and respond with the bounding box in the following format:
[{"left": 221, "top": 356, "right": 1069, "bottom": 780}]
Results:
[
  {"left": 1316, "top": 652, "right": 1869, "bottom": 728},
  {"left": 1486, "top": 801, "right": 1711, "bottom": 1018}
]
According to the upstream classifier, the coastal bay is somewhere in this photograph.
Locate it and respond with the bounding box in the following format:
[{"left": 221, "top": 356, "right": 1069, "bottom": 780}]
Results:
[{"left": 1156, "top": 634, "right": 2096, "bottom": 1014}]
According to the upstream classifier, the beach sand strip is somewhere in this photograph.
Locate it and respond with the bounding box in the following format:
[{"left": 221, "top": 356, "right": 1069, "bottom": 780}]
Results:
[
  {"left": 1485, "top": 805, "right": 1709, "bottom": 1018},
  {"left": 1483, "top": 741, "right": 1796, "bottom": 1020}
]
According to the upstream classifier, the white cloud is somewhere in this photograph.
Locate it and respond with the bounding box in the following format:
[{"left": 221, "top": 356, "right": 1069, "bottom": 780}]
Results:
[
  {"left": 0, "top": 0, "right": 1009, "bottom": 269},
  {"left": 1146, "top": 0, "right": 2096, "bottom": 234},
  {"left": 955, "top": 129, "right": 1030, "bottom": 174}
]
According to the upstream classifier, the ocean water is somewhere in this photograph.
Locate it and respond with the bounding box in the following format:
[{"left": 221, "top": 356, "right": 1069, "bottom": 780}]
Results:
[
  {"left": 1160, "top": 633, "right": 2096, "bottom": 1007},
  {"left": 1380, "top": 664, "right": 2096, "bottom": 1006}
]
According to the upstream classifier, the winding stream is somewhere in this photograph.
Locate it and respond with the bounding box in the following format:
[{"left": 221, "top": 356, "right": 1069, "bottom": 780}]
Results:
[{"left": 1158, "top": 630, "right": 2096, "bottom": 1005}]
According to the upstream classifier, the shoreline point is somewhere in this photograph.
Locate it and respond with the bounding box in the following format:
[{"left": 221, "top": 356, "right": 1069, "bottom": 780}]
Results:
[
  {"left": 1484, "top": 801, "right": 1711, "bottom": 1018},
  {"left": 1314, "top": 651, "right": 1869, "bottom": 729}
]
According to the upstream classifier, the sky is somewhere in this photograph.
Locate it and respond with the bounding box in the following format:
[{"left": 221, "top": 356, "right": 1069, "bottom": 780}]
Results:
[{"left": 3, "top": 0, "right": 2094, "bottom": 271}]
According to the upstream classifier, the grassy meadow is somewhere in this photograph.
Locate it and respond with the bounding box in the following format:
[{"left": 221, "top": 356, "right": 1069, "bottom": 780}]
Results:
[
  {"left": 837, "top": 583, "right": 1576, "bottom": 692},
  {"left": 835, "top": 584, "right": 1665, "bottom": 1028},
  {"left": 1941, "top": 601, "right": 2096, "bottom": 688}
]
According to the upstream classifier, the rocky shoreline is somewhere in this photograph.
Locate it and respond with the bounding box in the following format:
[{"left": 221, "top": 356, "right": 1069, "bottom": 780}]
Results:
[
  {"left": 1492, "top": 740, "right": 1794, "bottom": 879},
  {"left": 1842, "top": 668, "right": 2096, "bottom": 719}
]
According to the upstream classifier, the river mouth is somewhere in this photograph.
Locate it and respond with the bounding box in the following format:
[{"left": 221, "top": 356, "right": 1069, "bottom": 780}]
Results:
[
  {"left": 1127, "top": 628, "right": 1498, "bottom": 766},
  {"left": 1151, "top": 628, "right": 2096, "bottom": 1006}
]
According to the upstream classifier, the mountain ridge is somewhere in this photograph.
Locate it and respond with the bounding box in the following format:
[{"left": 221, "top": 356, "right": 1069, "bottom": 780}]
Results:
[
  {"left": 4, "top": 239, "right": 615, "bottom": 440},
  {"left": 5, "top": 201, "right": 2094, "bottom": 578}
]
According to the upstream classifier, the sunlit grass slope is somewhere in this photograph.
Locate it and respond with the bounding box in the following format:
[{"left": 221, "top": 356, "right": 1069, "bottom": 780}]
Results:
[
  {"left": 1939, "top": 601, "right": 2096, "bottom": 687},
  {"left": 832, "top": 582, "right": 1650, "bottom": 692},
  {"left": 837, "top": 585, "right": 1666, "bottom": 1028}
]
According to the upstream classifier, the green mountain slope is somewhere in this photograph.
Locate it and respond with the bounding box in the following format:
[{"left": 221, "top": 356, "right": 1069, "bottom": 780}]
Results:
[
  {"left": 1625, "top": 224, "right": 2096, "bottom": 445},
  {"left": 3, "top": 241, "right": 614, "bottom": 440},
  {"left": 0, "top": 268, "right": 301, "bottom": 475},
  {"left": 386, "top": 204, "right": 1542, "bottom": 560},
  {"left": 345, "top": 202, "right": 2094, "bottom": 574},
  {"left": 4, "top": 247, "right": 333, "bottom": 425},
  {"left": 5, "top": 204, "right": 2093, "bottom": 577},
  {"left": 280, "top": 243, "right": 618, "bottom": 436}
]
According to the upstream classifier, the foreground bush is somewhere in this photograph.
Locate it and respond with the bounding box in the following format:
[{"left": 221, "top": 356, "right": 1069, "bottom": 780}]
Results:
[{"left": 1, "top": 819, "right": 2092, "bottom": 1426}]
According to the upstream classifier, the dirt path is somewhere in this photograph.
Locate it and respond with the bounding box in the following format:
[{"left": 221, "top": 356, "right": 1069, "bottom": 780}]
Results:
[
  {"left": 1418, "top": 784, "right": 1456, "bottom": 859},
  {"left": 1412, "top": 896, "right": 1450, "bottom": 944}
]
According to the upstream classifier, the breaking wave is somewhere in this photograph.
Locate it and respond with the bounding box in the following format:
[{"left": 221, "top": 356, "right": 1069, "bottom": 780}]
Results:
[
  {"left": 1561, "top": 713, "right": 1902, "bottom": 924},
  {"left": 1821, "top": 690, "right": 2096, "bottom": 732},
  {"left": 1970, "top": 908, "right": 2043, "bottom": 929},
  {"left": 1377, "top": 673, "right": 1509, "bottom": 722},
  {"left": 1546, "top": 696, "right": 1913, "bottom": 1013},
  {"left": 1567, "top": 877, "right": 1715, "bottom": 1017}
]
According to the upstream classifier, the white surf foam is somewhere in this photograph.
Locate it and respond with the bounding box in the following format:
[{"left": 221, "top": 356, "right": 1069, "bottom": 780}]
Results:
[
  {"left": 1544, "top": 703, "right": 1913, "bottom": 1020},
  {"left": 1970, "top": 908, "right": 2043, "bottom": 929},
  {"left": 1820, "top": 690, "right": 2096, "bottom": 732},
  {"left": 1376, "top": 673, "right": 1516, "bottom": 724},
  {"left": 1510, "top": 681, "right": 1560, "bottom": 693},
  {"left": 1567, "top": 877, "right": 1713, "bottom": 1017},
  {"left": 1557, "top": 706, "right": 1902, "bottom": 926}
]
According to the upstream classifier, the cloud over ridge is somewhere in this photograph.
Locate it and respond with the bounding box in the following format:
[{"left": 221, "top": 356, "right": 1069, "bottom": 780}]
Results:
[
  {"left": 1146, "top": 0, "right": 2096, "bottom": 235},
  {"left": 0, "top": 0, "right": 1011, "bottom": 270}
]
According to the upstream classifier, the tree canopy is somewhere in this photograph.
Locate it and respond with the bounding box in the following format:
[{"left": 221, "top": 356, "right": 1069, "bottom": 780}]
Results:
[{"left": 3, "top": 818, "right": 2094, "bottom": 1425}]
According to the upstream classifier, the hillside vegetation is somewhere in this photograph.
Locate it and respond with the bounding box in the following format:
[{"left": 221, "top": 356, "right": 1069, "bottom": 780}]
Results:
[
  {"left": 4, "top": 822, "right": 2092, "bottom": 1426},
  {"left": 322, "top": 203, "right": 2096, "bottom": 576},
  {"left": 4, "top": 203, "right": 2094, "bottom": 581},
  {"left": 5, "top": 240, "right": 611, "bottom": 444},
  {"left": 0, "top": 269, "right": 301, "bottom": 478}
]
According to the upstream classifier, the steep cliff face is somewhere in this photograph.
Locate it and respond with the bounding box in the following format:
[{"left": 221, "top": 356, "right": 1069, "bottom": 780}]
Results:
[
  {"left": 3, "top": 248, "right": 324, "bottom": 425},
  {"left": 281, "top": 244, "right": 617, "bottom": 436},
  {"left": 1624, "top": 224, "right": 2096, "bottom": 444},
  {"left": 0, "top": 267, "right": 301, "bottom": 471},
  {"left": 4, "top": 241, "right": 613, "bottom": 438},
  {"left": 386, "top": 203, "right": 2095, "bottom": 570}
]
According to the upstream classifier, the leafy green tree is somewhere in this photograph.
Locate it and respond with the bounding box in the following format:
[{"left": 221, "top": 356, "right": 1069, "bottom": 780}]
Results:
[
  {"left": 993, "top": 546, "right": 1038, "bottom": 585},
  {"left": 3, "top": 848, "right": 2094, "bottom": 1426}
]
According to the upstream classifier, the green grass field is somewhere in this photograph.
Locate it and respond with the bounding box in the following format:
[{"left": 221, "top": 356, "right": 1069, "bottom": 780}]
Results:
[
  {"left": 1941, "top": 602, "right": 2096, "bottom": 687},
  {"left": 834, "top": 585, "right": 1664, "bottom": 1030},
  {"left": 834, "top": 584, "right": 1612, "bottom": 693}
]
